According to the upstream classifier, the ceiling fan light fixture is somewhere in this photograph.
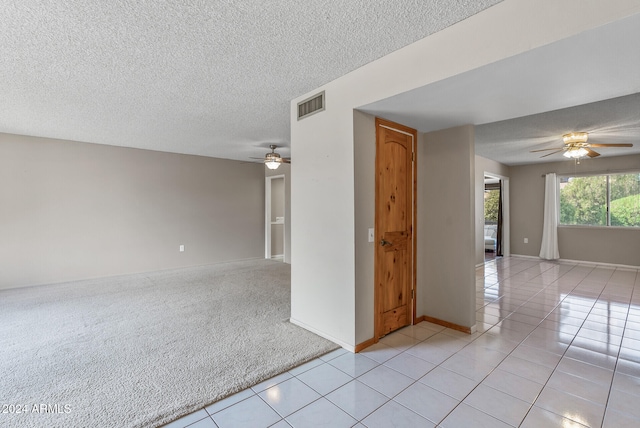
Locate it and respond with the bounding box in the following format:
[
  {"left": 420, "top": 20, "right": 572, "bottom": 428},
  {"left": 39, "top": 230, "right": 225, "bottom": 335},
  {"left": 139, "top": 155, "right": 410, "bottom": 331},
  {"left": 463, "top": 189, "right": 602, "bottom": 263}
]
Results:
[
  {"left": 562, "top": 132, "right": 589, "bottom": 144},
  {"left": 563, "top": 147, "right": 589, "bottom": 159},
  {"left": 258, "top": 144, "right": 288, "bottom": 169},
  {"left": 265, "top": 159, "right": 281, "bottom": 169},
  {"left": 531, "top": 130, "right": 631, "bottom": 160},
  {"left": 265, "top": 151, "right": 281, "bottom": 169}
]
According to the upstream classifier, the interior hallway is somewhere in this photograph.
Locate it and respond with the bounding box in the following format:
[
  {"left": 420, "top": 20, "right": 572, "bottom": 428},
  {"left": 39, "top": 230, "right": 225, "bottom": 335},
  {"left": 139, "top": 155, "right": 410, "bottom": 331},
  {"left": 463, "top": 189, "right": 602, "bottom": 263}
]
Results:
[{"left": 166, "top": 256, "right": 640, "bottom": 427}]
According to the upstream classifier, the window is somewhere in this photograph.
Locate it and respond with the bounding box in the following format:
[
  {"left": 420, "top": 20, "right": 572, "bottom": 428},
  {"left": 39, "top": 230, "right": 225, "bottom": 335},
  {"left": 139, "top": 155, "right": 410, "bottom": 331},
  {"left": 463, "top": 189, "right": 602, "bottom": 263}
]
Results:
[
  {"left": 484, "top": 187, "right": 500, "bottom": 224},
  {"left": 559, "top": 172, "right": 640, "bottom": 227}
]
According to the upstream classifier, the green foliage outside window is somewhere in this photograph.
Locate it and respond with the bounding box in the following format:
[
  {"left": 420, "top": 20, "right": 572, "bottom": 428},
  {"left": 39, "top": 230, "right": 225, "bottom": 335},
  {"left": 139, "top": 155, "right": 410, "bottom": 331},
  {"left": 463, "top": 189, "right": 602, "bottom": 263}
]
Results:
[
  {"left": 611, "top": 195, "right": 640, "bottom": 227},
  {"left": 560, "top": 176, "right": 606, "bottom": 225},
  {"left": 611, "top": 174, "right": 640, "bottom": 226},
  {"left": 559, "top": 173, "right": 640, "bottom": 227},
  {"left": 484, "top": 189, "right": 500, "bottom": 223}
]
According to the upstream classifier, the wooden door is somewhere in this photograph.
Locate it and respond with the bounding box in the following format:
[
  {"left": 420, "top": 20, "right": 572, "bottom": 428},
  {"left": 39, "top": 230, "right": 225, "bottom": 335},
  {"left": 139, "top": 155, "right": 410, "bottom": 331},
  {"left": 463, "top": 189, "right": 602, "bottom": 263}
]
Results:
[{"left": 375, "top": 118, "right": 416, "bottom": 339}]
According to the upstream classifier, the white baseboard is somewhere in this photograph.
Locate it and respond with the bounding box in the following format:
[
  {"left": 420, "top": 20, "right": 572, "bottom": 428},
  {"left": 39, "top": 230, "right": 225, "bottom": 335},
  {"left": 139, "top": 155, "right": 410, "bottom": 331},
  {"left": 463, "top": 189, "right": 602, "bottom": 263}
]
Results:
[
  {"left": 558, "top": 258, "right": 639, "bottom": 269},
  {"left": 509, "top": 254, "right": 539, "bottom": 260},
  {"left": 509, "top": 254, "right": 639, "bottom": 269},
  {"left": 289, "top": 317, "right": 354, "bottom": 353}
]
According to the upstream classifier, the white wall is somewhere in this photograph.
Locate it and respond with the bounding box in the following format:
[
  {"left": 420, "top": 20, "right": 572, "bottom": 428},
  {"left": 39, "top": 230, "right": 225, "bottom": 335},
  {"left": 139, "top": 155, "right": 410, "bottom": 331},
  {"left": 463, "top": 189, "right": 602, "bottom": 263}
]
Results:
[
  {"left": 0, "top": 132, "right": 265, "bottom": 289},
  {"left": 290, "top": 89, "right": 357, "bottom": 348},
  {"left": 290, "top": 0, "right": 640, "bottom": 349}
]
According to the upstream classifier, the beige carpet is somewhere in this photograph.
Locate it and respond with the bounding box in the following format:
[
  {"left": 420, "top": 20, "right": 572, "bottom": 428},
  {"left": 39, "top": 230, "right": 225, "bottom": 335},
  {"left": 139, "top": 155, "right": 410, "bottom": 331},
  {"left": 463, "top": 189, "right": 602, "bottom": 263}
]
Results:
[{"left": 0, "top": 260, "right": 338, "bottom": 428}]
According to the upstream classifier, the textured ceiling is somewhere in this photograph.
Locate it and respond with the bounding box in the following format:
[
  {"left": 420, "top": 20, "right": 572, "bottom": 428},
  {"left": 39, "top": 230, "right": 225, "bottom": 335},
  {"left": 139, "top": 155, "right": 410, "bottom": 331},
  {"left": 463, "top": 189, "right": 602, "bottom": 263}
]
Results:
[
  {"left": 361, "top": 11, "right": 640, "bottom": 165},
  {"left": 0, "top": 0, "right": 502, "bottom": 161},
  {"left": 475, "top": 93, "right": 640, "bottom": 165}
]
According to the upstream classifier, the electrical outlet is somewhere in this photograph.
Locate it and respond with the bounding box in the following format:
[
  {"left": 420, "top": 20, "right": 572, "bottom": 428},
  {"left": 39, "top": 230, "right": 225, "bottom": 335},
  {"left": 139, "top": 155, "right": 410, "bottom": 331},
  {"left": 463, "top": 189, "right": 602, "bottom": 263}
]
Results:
[
  {"left": 179, "top": 245, "right": 185, "bottom": 252},
  {"left": 524, "top": 238, "right": 528, "bottom": 244},
  {"left": 368, "top": 228, "right": 374, "bottom": 243}
]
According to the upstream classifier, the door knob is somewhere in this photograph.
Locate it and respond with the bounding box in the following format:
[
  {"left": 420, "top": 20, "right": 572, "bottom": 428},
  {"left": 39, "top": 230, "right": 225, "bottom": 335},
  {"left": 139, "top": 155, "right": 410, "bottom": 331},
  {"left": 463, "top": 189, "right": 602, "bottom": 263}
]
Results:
[{"left": 380, "top": 239, "right": 392, "bottom": 246}]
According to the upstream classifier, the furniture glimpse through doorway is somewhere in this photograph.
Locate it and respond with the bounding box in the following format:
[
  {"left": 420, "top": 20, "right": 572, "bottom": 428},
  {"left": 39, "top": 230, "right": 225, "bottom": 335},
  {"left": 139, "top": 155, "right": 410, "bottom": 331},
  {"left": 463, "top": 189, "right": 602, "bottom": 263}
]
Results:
[{"left": 484, "top": 174, "right": 509, "bottom": 262}]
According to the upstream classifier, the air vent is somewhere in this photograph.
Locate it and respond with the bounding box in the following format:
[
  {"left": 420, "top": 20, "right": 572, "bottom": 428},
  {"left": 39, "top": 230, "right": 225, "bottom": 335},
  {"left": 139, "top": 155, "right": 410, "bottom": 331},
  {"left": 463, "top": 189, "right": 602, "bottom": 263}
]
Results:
[{"left": 297, "top": 91, "right": 325, "bottom": 120}]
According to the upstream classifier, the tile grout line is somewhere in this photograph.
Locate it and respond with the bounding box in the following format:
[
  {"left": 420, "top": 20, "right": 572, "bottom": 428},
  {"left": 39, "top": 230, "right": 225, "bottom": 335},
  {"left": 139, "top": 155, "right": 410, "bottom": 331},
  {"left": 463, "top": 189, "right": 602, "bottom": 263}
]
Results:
[
  {"left": 385, "top": 259, "right": 583, "bottom": 427},
  {"left": 599, "top": 268, "right": 640, "bottom": 426},
  {"left": 169, "top": 259, "right": 639, "bottom": 428},
  {"left": 519, "top": 264, "right": 624, "bottom": 427},
  {"left": 459, "top": 260, "right": 587, "bottom": 427},
  {"left": 471, "top": 259, "right": 608, "bottom": 427}
]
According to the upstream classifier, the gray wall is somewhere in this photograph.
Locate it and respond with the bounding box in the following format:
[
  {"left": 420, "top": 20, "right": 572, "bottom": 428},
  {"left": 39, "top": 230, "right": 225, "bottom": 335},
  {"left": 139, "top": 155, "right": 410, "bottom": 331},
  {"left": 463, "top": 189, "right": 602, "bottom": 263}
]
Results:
[
  {"left": 271, "top": 178, "right": 285, "bottom": 219},
  {"left": 510, "top": 154, "right": 640, "bottom": 266},
  {"left": 0, "top": 133, "right": 265, "bottom": 289},
  {"left": 271, "top": 223, "right": 284, "bottom": 256},
  {"left": 354, "top": 110, "right": 376, "bottom": 344},
  {"left": 418, "top": 125, "right": 476, "bottom": 329},
  {"left": 354, "top": 116, "right": 479, "bottom": 338}
]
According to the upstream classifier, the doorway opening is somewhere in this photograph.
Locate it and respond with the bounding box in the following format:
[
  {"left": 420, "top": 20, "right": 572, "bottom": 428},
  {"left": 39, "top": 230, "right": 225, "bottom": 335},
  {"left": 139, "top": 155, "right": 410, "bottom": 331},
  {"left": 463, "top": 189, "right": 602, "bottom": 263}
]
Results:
[
  {"left": 484, "top": 174, "right": 509, "bottom": 262},
  {"left": 265, "top": 175, "right": 285, "bottom": 261}
]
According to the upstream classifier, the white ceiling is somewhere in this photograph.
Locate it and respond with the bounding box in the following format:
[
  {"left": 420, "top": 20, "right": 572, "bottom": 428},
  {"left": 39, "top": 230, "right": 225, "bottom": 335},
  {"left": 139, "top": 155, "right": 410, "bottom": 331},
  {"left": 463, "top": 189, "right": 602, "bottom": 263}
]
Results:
[
  {"left": 0, "top": 0, "right": 502, "bottom": 162},
  {"left": 360, "top": 12, "right": 640, "bottom": 165}
]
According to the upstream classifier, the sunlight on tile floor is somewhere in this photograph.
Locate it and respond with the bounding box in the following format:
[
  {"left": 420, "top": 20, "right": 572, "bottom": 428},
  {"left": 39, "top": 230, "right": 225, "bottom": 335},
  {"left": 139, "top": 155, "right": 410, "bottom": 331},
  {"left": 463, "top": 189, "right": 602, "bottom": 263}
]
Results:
[{"left": 164, "top": 257, "right": 640, "bottom": 428}]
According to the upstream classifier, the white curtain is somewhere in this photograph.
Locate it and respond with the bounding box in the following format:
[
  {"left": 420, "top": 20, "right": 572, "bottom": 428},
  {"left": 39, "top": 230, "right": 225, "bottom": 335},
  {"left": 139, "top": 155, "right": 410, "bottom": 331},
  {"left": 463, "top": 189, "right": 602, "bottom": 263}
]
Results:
[{"left": 539, "top": 173, "right": 560, "bottom": 260}]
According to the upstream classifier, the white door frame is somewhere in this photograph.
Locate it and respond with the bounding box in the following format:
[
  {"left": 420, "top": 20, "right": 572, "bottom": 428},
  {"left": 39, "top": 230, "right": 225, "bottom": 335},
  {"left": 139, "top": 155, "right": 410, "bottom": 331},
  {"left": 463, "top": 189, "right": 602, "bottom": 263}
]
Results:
[{"left": 265, "top": 174, "right": 286, "bottom": 260}]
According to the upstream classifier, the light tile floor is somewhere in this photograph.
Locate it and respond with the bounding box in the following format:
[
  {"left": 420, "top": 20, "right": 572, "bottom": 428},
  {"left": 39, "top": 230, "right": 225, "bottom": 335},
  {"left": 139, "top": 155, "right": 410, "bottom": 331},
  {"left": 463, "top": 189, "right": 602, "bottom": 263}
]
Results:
[{"left": 164, "top": 257, "right": 640, "bottom": 427}]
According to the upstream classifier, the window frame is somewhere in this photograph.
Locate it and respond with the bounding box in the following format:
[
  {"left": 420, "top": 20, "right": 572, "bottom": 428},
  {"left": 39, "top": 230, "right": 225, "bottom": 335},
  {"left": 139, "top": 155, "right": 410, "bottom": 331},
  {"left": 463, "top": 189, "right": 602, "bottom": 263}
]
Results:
[{"left": 557, "top": 170, "right": 640, "bottom": 229}]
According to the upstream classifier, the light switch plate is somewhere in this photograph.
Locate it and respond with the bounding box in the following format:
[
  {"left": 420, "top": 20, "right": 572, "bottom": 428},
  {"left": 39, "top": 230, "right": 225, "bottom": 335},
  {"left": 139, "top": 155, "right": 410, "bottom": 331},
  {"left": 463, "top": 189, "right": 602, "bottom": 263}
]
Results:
[{"left": 368, "top": 228, "right": 374, "bottom": 243}]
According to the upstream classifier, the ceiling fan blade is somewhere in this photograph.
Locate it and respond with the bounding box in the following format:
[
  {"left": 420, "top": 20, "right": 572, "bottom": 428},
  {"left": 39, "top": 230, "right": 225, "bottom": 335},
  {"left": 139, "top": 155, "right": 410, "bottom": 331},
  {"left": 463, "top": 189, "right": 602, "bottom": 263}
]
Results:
[
  {"left": 281, "top": 158, "right": 291, "bottom": 164},
  {"left": 586, "top": 148, "right": 600, "bottom": 158},
  {"left": 249, "top": 157, "right": 265, "bottom": 160},
  {"left": 587, "top": 143, "right": 633, "bottom": 148},
  {"left": 530, "top": 147, "right": 564, "bottom": 153},
  {"left": 540, "top": 149, "right": 565, "bottom": 158}
]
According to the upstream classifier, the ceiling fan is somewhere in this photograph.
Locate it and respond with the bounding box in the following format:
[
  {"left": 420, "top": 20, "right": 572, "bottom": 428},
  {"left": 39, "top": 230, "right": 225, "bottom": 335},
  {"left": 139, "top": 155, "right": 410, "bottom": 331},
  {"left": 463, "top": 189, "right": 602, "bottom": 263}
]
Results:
[
  {"left": 530, "top": 132, "right": 633, "bottom": 160},
  {"left": 251, "top": 144, "right": 291, "bottom": 170}
]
